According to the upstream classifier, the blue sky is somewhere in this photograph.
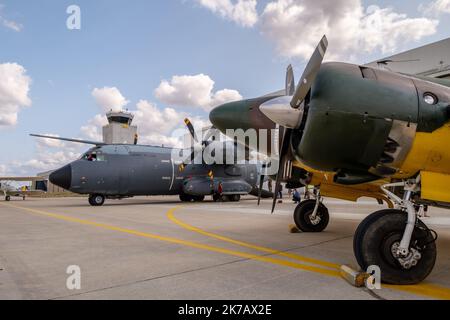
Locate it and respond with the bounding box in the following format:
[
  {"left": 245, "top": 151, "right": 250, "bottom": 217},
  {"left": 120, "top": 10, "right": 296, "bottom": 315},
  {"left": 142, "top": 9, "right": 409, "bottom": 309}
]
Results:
[{"left": 0, "top": 0, "right": 449, "bottom": 175}]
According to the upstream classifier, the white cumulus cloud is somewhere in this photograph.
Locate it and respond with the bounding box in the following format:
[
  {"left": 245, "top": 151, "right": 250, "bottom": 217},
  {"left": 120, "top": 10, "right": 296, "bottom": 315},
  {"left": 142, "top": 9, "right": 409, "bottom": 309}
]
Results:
[
  {"left": 0, "top": 62, "right": 32, "bottom": 127},
  {"left": 195, "top": 0, "right": 258, "bottom": 27},
  {"left": 260, "top": 0, "right": 438, "bottom": 61},
  {"left": 80, "top": 114, "right": 108, "bottom": 141},
  {"left": 194, "top": 0, "right": 439, "bottom": 61},
  {"left": 420, "top": 0, "right": 450, "bottom": 16},
  {"left": 154, "top": 74, "right": 242, "bottom": 111},
  {"left": 35, "top": 134, "right": 66, "bottom": 149},
  {"left": 92, "top": 87, "right": 129, "bottom": 113},
  {"left": 15, "top": 150, "right": 81, "bottom": 173}
]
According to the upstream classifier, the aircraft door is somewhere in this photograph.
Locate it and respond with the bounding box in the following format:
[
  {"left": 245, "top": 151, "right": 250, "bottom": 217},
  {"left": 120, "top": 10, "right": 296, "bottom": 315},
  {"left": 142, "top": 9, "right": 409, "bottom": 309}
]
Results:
[
  {"left": 129, "top": 150, "right": 174, "bottom": 195},
  {"left": 154, "top": 154, "right": 174, "bottom": 194},
  {"left": 111, "top": 146, "right": 130, "bottom": 196}
]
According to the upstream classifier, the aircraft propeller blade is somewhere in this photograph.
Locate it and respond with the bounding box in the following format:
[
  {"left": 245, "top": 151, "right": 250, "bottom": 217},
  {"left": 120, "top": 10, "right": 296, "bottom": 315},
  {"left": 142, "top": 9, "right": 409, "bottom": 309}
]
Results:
[
  {"left": 183, "top": 118, "right": 217, "bottom": 164},
  {"left": 290, "top": 35, "right": 328, "bottom": 108},
  {"left": 271, "top": 127, "right": 292, "bottom": 213},
  {"left": 203, "top": 126, "right": 218, "bottom": 144},
  {"left": 285, "top": 64, "right": 295, "bottom": 96},
  {"left": 257, "top": 172, "right": 265, "bottom": 206},
  {"left": 184, "top": 118, "right": 198, "bottom": 143}
]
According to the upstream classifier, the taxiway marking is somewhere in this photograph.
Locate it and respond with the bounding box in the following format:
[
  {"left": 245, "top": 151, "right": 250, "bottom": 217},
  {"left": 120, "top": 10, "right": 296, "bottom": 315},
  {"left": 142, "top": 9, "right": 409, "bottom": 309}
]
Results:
[
  {"left": 167, "top": 207, "right": 450, "bottom": 300},
  {"left": 2, "top": 202, "right": 450, "bottom": 300},
  {"left": 167, "top": 209, "right": 340, "bottom": 270},
  {"left": 0, "top": 203, "right": 340, "bottom": 277}
]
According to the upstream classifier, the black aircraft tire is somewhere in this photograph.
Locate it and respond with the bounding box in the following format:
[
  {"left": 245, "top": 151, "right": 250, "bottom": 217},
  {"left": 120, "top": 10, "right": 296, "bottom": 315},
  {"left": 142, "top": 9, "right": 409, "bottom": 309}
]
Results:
[
  {"left": 179, "top": 194, "right": 192, "bottom": 202},
  {"left": 354, "top": 210, "right": 437, "bottom": 285},
  {"left": 353, "top": 209, "right": 393, "bottom": 269},
  {"left": 293, "top": 200, "right": 329, "bottom": 233},
  {"left": 193, "top": 196, "right": 205, "bottom": 202},
  {"left": 5, "top": 195, "right": 11, "bottom": 201},
  {"left": 89, "top": 194, "right": 105, "bottom": 207}
]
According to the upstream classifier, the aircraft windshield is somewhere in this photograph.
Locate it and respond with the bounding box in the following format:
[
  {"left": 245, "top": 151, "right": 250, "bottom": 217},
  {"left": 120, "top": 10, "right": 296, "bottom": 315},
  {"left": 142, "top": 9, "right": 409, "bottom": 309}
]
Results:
[{"left": 81, "top": 148, "right": 106, "bottom": 162}]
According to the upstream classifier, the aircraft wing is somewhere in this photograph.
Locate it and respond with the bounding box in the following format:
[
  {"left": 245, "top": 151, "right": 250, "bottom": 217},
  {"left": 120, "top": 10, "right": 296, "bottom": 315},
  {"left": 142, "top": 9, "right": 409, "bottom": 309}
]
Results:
[
  {"left": 0, "top": 176, "right": 45, "bottom": 182},
  {"left": 5, "top": 190, "right": 45, "bottom": 196},
  {"left": 30, "top": 134, "right": 105, "bottom": 146}
]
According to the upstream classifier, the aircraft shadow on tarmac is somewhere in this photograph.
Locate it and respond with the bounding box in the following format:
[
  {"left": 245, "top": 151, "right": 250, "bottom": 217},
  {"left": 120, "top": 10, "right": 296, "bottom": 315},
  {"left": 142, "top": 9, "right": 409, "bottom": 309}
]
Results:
[{"left": 46, "top": 198, "right": 258, "bottom": 208}]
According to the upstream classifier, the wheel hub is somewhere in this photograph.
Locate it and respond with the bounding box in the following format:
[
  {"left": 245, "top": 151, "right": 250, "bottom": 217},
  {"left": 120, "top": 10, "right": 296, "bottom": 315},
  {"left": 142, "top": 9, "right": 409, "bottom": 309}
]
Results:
[
  {"left": 309, "top": 214, "right": 321, "bottom": 226},
  {"left": 391, "top": 242, "right": 422, "bottom": 270}
]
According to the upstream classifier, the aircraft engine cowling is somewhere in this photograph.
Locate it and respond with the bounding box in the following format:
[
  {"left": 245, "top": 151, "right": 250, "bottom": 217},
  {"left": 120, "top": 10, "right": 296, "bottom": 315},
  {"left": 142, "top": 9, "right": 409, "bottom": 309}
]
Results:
[
  {"left": 212, "top": 179, "right": 252, "bottom": 195},
  {"left": 182, "top": 177, "right": 214, "bottom": 196},
  {"left": 293, "top": 62, "right": 449, "bottom": 184},
  {"left": 182, "top": 177, "right": 252, "bottom": 196}
]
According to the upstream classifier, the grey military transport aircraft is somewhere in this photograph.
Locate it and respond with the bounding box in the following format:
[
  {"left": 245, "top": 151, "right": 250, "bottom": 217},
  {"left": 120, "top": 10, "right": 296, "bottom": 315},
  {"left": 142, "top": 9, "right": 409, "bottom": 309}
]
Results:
[{"left": 31, "top": 119, "right": 272, "bottom": 206}]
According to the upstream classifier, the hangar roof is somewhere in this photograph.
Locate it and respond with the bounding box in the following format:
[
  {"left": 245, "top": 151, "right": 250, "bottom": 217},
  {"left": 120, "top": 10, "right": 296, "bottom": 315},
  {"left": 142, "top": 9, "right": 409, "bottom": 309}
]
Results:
[{"left": 366, "top": 38, "right": 450, "bottom": 79}]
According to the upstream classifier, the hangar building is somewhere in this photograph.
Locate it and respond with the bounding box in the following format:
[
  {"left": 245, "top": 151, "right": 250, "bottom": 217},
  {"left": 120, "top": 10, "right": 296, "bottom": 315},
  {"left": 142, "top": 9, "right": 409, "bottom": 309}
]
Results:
[{"left": 366, "top": 38, "right": 450, "bottom": 79}]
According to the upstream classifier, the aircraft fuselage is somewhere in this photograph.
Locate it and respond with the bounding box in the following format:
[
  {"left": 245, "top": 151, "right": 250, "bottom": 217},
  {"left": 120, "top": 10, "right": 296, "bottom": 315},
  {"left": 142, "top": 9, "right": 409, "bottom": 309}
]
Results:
[{"left": 50, "top": 144, "right": 259, "bottom": 198}]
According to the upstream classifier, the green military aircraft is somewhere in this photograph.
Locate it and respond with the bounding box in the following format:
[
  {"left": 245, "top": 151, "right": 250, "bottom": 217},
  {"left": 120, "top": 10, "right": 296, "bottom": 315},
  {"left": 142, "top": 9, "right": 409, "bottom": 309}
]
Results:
[{"left": 210, "top": 36, "right": 450, "bottom": 285}]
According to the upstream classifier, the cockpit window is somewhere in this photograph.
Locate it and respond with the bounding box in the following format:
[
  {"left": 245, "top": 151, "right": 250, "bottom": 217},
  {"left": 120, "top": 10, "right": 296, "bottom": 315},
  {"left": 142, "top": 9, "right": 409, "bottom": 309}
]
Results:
[{"left": 82, "top": 150, "right": 105, "bottom": 162}]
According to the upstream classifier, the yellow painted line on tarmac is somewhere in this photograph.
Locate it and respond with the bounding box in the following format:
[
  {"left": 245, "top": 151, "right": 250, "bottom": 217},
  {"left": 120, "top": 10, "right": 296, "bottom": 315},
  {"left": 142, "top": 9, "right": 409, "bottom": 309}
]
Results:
[
  {"left": 385, "top": 283, "right": 450, "bottom": 300},
  {"left": 167, "top": 207, "right": 450, "bottom": 300},
  {"left": 167, "top": 209, "right": 340, "bottom": 270},
  {"left": 2, "top": 202, "right": 450, "bottom": 300},
  {"left": 0, "top": 202, "right": 340, "bottom": 278}
]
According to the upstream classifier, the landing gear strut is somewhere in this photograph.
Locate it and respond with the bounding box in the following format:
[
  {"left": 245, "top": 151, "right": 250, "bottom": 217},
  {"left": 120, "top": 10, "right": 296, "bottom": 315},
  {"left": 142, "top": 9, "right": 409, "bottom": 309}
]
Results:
[
  {"left": 293, "top": 189, "right": 329, "bottom": 232},
  {"left": 353, "top": 177, "right": 438, "bottom": 284}
]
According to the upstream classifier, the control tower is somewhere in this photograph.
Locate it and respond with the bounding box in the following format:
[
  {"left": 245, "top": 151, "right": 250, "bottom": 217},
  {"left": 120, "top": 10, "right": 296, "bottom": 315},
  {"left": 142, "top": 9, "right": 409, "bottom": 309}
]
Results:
[{"left": 103, "top": 111, "right": 138, "bottom": 144}]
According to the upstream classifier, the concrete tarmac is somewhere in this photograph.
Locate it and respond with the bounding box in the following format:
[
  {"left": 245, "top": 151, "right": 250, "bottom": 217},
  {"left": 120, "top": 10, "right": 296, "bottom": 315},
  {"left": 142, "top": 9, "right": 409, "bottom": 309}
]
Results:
[{"left": 0, "top": 196, "right": 450, "bottom": 300}]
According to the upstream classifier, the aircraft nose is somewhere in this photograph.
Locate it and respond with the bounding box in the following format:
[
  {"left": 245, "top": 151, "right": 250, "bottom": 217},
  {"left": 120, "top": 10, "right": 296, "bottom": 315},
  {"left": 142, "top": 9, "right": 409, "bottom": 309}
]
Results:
[
  {"left": 49, "top": 165, "right": 72, "bottom": 190},
  {"left": 210, "top": 103, "right": 234, "bottom": 132},
  {"left": 210, "top": 99, "right": 277, "bottom": 133},
  {"left": 210, "top": 100, "right": 251, "bottom": 132}
]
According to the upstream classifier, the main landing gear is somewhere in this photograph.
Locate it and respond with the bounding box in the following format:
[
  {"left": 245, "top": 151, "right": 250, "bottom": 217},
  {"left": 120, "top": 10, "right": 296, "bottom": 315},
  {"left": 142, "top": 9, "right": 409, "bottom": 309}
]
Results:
[
  {"left": 293, "top": 189, "right": 330, "bottom": 232},
  {"left": 89, "top": 194, "right": 105, "bottom": 206},
  {"left": 179, "top": 194, "right": 205, "bottom": 202},
  {"left": 212, "top": 194, "right": 241, "bottom": 202},
  {"left": 353, "top": 177, "right": 437, "bottom": 285}
]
